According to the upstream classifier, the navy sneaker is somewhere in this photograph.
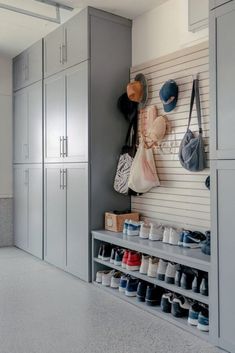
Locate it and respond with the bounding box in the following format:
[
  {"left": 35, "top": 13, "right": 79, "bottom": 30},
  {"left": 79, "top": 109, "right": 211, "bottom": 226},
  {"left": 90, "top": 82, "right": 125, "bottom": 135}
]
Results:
[
  {"left": 119, "top": 274, "right": 129, "bottom": 293},
  {"left": 182, "top": 231, "right": 206, "bottom": 249},
  {"left": 100, "top": 244, "right": 111, "bottom": 260},
  {"left": 180, "top": 268, "right": 195, "bottom": 290},
  {"left": 137, "top": 281, "right": 148, "bottom": 302},
  {"left": 188, "top": 302, "right": 201, "bottom": 326},
  {"left": 174, "top": 264, "right": 183, "bottom": 287},
  {"left": 178, "top": 230, "right": 185, "bottom": 246},
  {"left": 161, "top": 292, "right": 173, "bottom": 313},
  {"left": 201, "top": 231, "right": 211, "bottom": 255},
  {"left": 197, "top": 307, "right": 209, "bottom": 332},
  {"left": 192, "top": 271, "right": 203, "bottom": 293},
  {"left": 125, "top": 277, "right": 139, "bottom": 297},
  {"left": 145, "top": 286, "right": 164, "bottom": 306},
  {"left": 200, "top": 276, "right": 209, "bottom": 296},
  {"left": 114, "top": 249, "right": 124, "bottom": 266},
  {"left": 171, "top": 296, "right": 191, "bottom": 317}
]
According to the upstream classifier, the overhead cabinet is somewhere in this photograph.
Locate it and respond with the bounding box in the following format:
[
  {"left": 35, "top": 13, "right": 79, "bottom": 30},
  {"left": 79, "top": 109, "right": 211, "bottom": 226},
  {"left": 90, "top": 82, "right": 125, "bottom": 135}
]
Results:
[
  {"left": 13, "top": 164, "right": 43, "bottom": 259},
  {"left": 44, "top": 61, "right": 88, "bottom": 163},
  {"left": 13, "top": 40, "right": 42, "bottom": 91},
  {"left": 44, "top": 9, "right": 89, "bottom": 78},
  {"left": 210, "top": 0, "right": 233, "bottom": 10},
  {"left": 188, "top": 0, "right": 209, "bottom": 32},
  {"left": 13, "top": 81, "right": 42, "bottom": 164},
  {"left": 210, "top": 1, "right": 235, "bottom": 159}
]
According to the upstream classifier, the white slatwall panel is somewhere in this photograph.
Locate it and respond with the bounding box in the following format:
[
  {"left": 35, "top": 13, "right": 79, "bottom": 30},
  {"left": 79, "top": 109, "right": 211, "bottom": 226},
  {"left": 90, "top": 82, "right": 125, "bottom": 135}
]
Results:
[{"left": 130, "top": 42, "right": 210, "bottom": 231}]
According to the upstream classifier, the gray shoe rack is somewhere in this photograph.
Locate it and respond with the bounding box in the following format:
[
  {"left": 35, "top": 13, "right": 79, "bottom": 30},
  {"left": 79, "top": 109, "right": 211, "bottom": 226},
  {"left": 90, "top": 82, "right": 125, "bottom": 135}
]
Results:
[{"left": 92, "top": 230, "right": 210, "bottom": 341}]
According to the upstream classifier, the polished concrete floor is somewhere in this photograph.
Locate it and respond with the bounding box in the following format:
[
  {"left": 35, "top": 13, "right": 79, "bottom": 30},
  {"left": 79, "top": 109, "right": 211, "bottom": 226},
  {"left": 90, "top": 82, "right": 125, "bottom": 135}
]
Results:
[{"left": 0, "top": 247, "right": 222, "bottom": 353}]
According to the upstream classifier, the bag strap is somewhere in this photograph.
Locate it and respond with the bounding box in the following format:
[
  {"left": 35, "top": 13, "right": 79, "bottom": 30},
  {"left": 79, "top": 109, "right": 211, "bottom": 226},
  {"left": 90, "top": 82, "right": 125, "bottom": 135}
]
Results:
[
  {"left": 187, "top": 78, "right": 202, "bottom": 133},
  {"left": 125, "top": 113, "right": 138, "bottom": 146}
]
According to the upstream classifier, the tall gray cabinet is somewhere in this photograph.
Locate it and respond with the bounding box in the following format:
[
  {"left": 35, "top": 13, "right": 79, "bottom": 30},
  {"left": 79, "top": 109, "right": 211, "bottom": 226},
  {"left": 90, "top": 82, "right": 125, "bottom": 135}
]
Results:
[
  {"left": 210, "top": 1, "right": 235, "bottom": 351},
  {"left": 13, "top": 40, "right": 43, "bottom": 259},
  {"left": 43, "top": 8, "right": 131, "bottom": 281}
]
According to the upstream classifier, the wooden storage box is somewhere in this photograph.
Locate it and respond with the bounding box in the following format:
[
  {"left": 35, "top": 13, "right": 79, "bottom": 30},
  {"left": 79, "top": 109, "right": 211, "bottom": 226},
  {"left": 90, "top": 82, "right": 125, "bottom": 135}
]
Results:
[{"left": 105, "top": 212, "right": 140, "bottom": 232}]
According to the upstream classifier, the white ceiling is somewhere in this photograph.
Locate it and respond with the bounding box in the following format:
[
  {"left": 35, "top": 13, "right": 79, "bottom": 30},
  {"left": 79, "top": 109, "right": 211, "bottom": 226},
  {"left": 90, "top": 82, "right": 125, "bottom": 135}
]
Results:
[{"left": 0, "top": 0, "right": 168, "bottom": 58}]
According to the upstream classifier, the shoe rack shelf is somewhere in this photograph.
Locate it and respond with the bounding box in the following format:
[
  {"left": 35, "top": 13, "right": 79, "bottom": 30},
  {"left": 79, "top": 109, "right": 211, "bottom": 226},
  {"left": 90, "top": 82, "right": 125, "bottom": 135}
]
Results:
[
  {"left": 94, "top": 257, "right": 209, "bottom": 305},
  {"left": 92, "top": 230, "right": 210, "bottom": 272},
  {"left": 93, "top": 282, "right": 209, "bottom": 341},
  {"left": 92, "top": 230, "right": 210, "bottom": 341}
]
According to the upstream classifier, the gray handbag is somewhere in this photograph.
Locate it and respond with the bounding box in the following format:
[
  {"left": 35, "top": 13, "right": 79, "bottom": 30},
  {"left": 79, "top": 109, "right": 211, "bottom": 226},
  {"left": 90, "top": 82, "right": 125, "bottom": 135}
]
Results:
[{"left": 179, "top": 79, "right": 206, "bottom": 172}]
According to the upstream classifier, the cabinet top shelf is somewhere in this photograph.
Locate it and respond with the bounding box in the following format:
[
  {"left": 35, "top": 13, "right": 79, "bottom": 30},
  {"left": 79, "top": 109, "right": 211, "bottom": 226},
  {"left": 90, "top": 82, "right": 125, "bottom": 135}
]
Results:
[{"left": 92, "top": 230, "right": 210, "bottom": 272}]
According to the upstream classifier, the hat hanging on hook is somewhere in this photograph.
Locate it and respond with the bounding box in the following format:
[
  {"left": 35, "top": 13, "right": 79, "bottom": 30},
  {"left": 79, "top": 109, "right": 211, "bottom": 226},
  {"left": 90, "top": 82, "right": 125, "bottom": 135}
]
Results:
[{"left": 127, "top": 73, "right": 148, "bottom": 109}]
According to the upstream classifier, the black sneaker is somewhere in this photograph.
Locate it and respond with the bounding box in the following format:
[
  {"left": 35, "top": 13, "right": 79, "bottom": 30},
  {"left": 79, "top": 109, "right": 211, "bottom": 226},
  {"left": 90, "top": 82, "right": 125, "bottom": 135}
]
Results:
[
  {"left": 201, "top": 231, "right": 211, "bottom": 256},
  {"left": 161, "top": 292, "right": 173, "bottom": 313},
  {"left": 145, "top": 286, "right": 164, "bottom": 306},
  {"left": 137, "top": 281, "right": 148, "bottom": 302},
  {"left": 200, "top": 275, "right": 209, "bottom": 296},
  {"left": 110, "top": 247, "right": 117, "bottom": 264},
  {"left": 171, "top": 295, "right": 191, "bottom": 318},
  {"left": 98, "top": 244, "right": 104, "bottom": 259},
  {"left": 101, "top": 244, "right": 111, "bottom": 261},
  {"left": 174, "top": 264, "right": 183, "bottom": 287},
  {"left": 114, "top": 249, "right": 124, "bottom": 266},
  {"left": 180, "top": 268, "right": 195, "bottom": 290},
  {"left": 192, "top": 271, "right": 203, "bottom": 293}
]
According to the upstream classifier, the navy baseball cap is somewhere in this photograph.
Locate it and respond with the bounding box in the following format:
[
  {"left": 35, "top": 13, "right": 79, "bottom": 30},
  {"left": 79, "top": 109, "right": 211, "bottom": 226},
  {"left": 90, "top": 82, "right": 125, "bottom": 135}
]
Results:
[{"left": 159, "top": 79, "right": 178, "bottom": 112}]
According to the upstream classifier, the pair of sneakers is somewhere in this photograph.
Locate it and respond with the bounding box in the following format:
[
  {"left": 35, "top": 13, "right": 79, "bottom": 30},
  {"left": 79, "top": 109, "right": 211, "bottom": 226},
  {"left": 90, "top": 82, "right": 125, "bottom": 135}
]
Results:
[
  {"left": 139, "top": 255, "right": 177, "bottom": 284},
  {"left": 162, "top": 227, "right": 182, "bottom": 246},
  {"left": 123, "top": 220, "right": 141, "bottom": 236},
  {"left": 139, "top": 222, "right": 164, "bottom": 241},
  {"left": 161, "top": 293, "right": 191, "bottom": 317},
  {"left": 119, "top": 275, "right": 139, "bottom": 296},
  {"left": 122, "top": 250, "right": 141, "bottom": 271},
  {"left": 178, "top": 230, "right": 206, "bottom": 249},
  {"left": 137, "top": 281, "right": 164, "bottom": 306},
  {"left": 188, "top": 303, "right": 209, "bottom": 332},
  {"left": 96, "top": 270, "right": 122, "bottom": 288},
  {"left": 139, "top": 256, "right": 159, "bottom": 277}
]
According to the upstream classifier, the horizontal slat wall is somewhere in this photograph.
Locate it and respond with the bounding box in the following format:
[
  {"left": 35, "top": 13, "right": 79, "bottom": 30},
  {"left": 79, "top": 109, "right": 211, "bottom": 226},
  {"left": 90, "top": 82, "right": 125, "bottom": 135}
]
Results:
[{"left": 131, "top": 42, "right": 210, "bottom": 231}]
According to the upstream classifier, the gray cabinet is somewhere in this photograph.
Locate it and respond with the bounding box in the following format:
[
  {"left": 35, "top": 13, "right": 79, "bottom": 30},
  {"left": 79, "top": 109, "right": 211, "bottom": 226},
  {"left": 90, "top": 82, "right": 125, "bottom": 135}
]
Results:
[
  {"left": 44, "top": 163, "right": 89, "bottom": 280},
  {"left": 210, "top": 0, "right": 233, "bottom": 10},
  {"left": 211, "top": 161, "right": 235, "bottom": 352},
  {"left": 44, "top": 9, "right": 89, "bottom": 78},
  {"left": 210, "top": 1, "right": 235, "bottom": 159},
  {"left": 13, "top": 81, "right": 42, "bottom": 164},
  {"left": 44, "top": 61, "right": 88, "bottom": 163},
  {"left": 13, "top": 40, "right": 42, "bottom": 91},
  {"left": 13, "top": 164, "right": 43, "bottom": 259},
  {"left": 188, "top": 0, "right": 209, "bottom": 32}
]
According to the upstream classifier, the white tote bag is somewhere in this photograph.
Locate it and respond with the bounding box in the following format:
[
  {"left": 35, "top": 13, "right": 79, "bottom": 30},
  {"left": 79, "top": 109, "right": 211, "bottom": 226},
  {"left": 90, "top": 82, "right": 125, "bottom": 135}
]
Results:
[{"left": 128, "top": 142, "right": 160, "bottom": 193}]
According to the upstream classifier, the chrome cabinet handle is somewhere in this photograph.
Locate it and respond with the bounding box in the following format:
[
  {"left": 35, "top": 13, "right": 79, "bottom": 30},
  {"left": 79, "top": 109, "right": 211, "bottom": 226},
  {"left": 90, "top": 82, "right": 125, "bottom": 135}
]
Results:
[
  {"left": 59, "top": 44, "right": 63, "bottom": 64},
  {"left": 24, "top": 169, "right": 29, "bottom": 185},
  {"left": 63, "top": 169, "right": 67, "bottom": 189},
  {"left": 60, "top": 169, "right": 63, "bottom": 189},
  {"left": 63, "top": 136, "right": 68, "bottom": 157},
  {"left": 60, "top": 136, "right": 63, "bottom": 157}
]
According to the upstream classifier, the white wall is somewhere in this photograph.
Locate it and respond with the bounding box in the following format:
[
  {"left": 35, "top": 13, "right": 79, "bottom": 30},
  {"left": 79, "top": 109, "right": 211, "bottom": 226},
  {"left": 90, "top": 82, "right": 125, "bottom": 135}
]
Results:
[
  {"left": 132, "top": 0, "right": 208, "bottom": 66},
  {"left": 0, "top": 56, "right": 12, "bottom": 197}
]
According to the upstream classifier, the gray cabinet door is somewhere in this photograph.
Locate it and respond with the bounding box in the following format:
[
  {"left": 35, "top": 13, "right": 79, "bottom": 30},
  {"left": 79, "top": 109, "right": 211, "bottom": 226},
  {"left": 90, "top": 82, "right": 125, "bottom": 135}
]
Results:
[
  {"left": 65, "top": 62, "right": 88, "bottom": 163},
  {"left": 66, "top": 163, "right": 89, "bottom": 281},
  {"left": 189, "top": 0, "right": 208, "bottom": 32},
  {"left": 13, "top": 165, "right": 28, "bottom": 251},
  {"left": 13, "top": 89, "right": 28, "bottom": 163},
  {"left": 44, "top": 164, "right": 66, "bottom": 269},
  {"left": 210, "top": 1, "right": 235, "bottom": 158},
  {"left": 44, "top": 26, "right": 64, "bottom": 78},
  {"left": 24, "top": 40, "right": 42, "bottom": 88},
  {"left": 211, "top": 160, "right": 235, "bottom": 352},
  {"left": 13, "top": 81, "right": 42, "bottom": 164},
  {"left": 28, "top": 165, "right": 43, "bottom": 259},
  {"left": 14, "top": 164, "right": 43, "bottom": 258},
  {"left": 64, "top": 9, "right": 89, "bottom": 70},
  {"left": 44, "top": 73, "right": 66, "bottom": 163},
  {"left": 13, "top": 52, "right": 26, "bottom": 92}
]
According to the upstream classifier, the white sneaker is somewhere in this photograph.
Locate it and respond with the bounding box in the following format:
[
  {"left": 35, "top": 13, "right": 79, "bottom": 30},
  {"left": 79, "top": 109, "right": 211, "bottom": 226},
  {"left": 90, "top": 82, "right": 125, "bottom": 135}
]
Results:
[
  {"left": 165, "top": 263, "right": 177, "bottom": 284},
  {"left": 149, "top": 223, "right": 164, "bottom": 241},
  {"left": 139, "top": 222, "right": 150, "bottom": 239},
  {"left": 162, "top": 227, "right": 171, "bottom": 244},
  {"left": 110, "top": 272, "right": 122, "bottom": 289},
  {"left": 157, "top": 259, "right": 168, "bottom": 281},
  {"left": 169, "top": 228, "right": 182, "bottom": 246},
  {"left": 101, "top": 270, "right": 115, "bottom": 286},
  {"left": 139, "top": 255, "right": 150, "bottom": 274},
  {"left": 96, "top": 270, "right": 107, "bottom": 283},
  {"left": 147, "top": 257, "right": 159, "bottom": 277}
]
